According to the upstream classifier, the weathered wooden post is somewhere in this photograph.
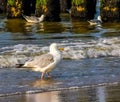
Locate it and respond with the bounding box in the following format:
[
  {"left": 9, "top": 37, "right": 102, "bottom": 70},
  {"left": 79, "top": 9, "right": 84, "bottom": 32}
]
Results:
[
  {"left": 60, "top": 0, "right": 72, "bottom": 13},
  {"left": 35, "top": 0, "right": 48, "bottom": 16},
  {"left": 100, "top": 0, "right": 120, "bottom": 22},
  {"left": 71, "top": 0, "right": 86, "bottom": 21},
  {"left": 7, "top": 0, "right": 22, "bottom": 18},
  {"left": 71, "top": 0, "right": 96, "bottom": 21},
  {"left": 22, "top": 0, "right": 36, "bottom": 16},
  {"left": 7, "top": 0, "right": 36, "bottom": 18},
  {"left": 46, "top": 0, "right": 61, "bottom": 21},
  {"left": 31, "top": 0, "right": 36, "bottom": 14},
  {"left": 0, "top": 0, "right": 7, "bottom": 13},
  {"left": 67, "top": 0, "right": 72, "bottom": 10},
  {"left": 36, "top": 0, "right": 61, "bottom": 21},
  {"left": 86, "top": 0, "right": 96, "bottom": 20},
  {"left": 22, "top": 0, "right": 31, "bottom": 16}
]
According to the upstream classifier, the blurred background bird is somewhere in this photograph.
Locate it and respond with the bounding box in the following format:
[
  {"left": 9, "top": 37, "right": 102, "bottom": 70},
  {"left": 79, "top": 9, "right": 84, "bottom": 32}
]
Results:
[
  {"left": 88, "top": 15, "right": 102, "bottom": 26},
  {"left": 22, "top": 14, "right": 45, "bottom": 23}
]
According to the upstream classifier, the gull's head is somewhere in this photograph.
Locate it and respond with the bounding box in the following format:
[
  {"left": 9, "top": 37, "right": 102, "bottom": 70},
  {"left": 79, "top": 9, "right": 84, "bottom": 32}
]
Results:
[
  {"left": 41, "top": 14, "right": 45, "bottom": 18},
  {"left": 49, "top": 43, "right": 64, "bottom": 54},
  {"left": 49, "top": 43, "right": 58, "bottom": 53},
  {"left": 38, "top": 14, "right": 45, "bottom": 21}
]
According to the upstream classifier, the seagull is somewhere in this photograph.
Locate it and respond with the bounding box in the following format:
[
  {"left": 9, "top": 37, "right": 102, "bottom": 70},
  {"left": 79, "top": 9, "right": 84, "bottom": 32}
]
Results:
[
  {"left": 88, "top": 15, "right": 102, "bottom": 26},
  {"left": 66, "top": 9, "right": 71, "bottom": 14},
  {"left": 23, "top": 43, "right": 64, "bottom": 80},
  {"left": 22, "top": 14, "right": 45, "bottom": 23}
]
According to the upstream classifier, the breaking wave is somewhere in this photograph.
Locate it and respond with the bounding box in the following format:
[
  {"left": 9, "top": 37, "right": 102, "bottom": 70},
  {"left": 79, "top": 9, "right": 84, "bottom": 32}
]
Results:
[{"left": 0, "top": 37, "right": 119, "bottom": 68}]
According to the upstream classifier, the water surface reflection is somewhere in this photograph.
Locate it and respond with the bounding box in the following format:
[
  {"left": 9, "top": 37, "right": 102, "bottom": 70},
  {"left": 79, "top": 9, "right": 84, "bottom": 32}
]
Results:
[{"left": 0, "top": 84, "right": 120, "bottom": 102}]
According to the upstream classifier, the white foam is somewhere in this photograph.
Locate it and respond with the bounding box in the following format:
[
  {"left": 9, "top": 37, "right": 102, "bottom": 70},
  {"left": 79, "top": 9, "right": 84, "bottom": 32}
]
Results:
[{"left": 0, "top": 37, "right": 119, "bottom": 68}]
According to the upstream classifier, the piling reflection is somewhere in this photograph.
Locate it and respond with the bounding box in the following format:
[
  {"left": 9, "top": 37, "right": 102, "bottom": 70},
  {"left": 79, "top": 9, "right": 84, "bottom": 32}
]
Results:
[
  {"left": 3, "top": 16, "right": 120, "bottom": 40},
  {"left": 4, "top": 16, "right": 95, "bottom": 35},
  {"left": 72, "top": 21, "right": 91, "bottom": 34},
  {"left": 42, "top": 22, "right": 65, "bottom": 33},
  {"left": 5, "top": 19, "right": 25, "bottom": 33},
  {"left": 1, "top": 14, "right": 120, "bottom": 38},
  {"left": 24, "top": 22, "right": 44, "bottom": 32},
  {"left": 5, "top": 19, "right": 66, "bottom": 34},
  {"left": 5, "top": 19, "right": 43, "bottom": 33}
]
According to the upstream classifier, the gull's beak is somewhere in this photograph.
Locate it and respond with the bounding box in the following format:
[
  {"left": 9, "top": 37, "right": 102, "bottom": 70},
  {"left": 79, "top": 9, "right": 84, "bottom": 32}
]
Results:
[{"left": 59, "top": 47, "right": 64, "bottom": 51}]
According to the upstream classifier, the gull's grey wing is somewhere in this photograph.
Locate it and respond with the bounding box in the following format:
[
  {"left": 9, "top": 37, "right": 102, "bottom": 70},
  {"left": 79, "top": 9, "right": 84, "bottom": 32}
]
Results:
[
  {"left": 25, "top": 54, "right": 54, "bottom": 68},
  {"left": 90, "top": 19, "right": 102, "bottom": 23},
  {"left": 29, "top": 16, "right": 39, "bottom": 21},
  {"left": 23, "top": 15, "right": 39, "bottom": 22}
]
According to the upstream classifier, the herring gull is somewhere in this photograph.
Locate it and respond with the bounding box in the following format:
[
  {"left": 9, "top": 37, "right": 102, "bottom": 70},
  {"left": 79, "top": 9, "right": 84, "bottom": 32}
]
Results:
[
  {"left": 23, "top": 43, "right": 63, "bottom": 80},
  {"left": 22, "top": 14, "right": 45, "bottom": 23},
  {"left": 88, "top": 15, "right": 102, "bottom": 26}
]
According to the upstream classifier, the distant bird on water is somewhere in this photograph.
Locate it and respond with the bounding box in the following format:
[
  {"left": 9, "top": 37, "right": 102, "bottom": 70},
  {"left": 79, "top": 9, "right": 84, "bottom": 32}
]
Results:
[
  {"left": 22, "top": 14, "right": 45, "bottom": 23},
  {"left": 66, "top": 9, "right": 71, "bottom": 14},
  {"left": 23, "top": 43, "right": 64, "bottom": 80},
  {"left": 88, "top": 15, "right": 102, "bottom": 26}
]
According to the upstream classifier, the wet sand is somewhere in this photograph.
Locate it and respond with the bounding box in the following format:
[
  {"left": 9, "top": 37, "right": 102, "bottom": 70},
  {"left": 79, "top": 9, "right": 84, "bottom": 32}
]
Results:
[{"left": 0, "top": 83, "right": 120, "bottom": 102}]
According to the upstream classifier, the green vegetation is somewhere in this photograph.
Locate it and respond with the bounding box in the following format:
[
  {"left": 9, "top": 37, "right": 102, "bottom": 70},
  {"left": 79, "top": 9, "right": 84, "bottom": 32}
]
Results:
[
  {"left": 36, "top": 0, "right": 48, "bottom": 6},
  {"left": 100, "top": 0, "right": 106, "bottom": 7},
  {"left": 36, "top": 0, "right": 48, "bottom": 13},
  {"left": 7, "top": 0, "right": 22, "bottom": 18},
  {"left": 72, "top": 0, "right": 85, "bottom": 6},
  {"left": 7, "top": 0, "right": 14, "bottom": 5}
]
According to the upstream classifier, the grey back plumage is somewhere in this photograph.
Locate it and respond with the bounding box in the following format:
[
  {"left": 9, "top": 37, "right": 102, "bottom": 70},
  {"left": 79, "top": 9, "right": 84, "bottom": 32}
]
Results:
[{"left": 24, "top": 53, "right": 54, "bottom": 68}]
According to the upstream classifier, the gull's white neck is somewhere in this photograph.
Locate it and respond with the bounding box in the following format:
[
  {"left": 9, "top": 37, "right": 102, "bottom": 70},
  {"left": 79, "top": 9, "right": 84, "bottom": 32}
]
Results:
[
  {"left": 50, "top": 47, "right": 60, "bottom": 56},
  {"left": 50, "top": 47, "right": 62, "bottom": 62}
]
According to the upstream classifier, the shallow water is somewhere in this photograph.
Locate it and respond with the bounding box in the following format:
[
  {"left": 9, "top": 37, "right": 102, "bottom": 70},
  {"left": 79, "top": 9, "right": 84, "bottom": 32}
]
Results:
[
  {"left": 0, "top": 13, "right": 120, "bottom": 101},
  {"left": 1, "top": 84, "right": 120, "bottom": 102}
]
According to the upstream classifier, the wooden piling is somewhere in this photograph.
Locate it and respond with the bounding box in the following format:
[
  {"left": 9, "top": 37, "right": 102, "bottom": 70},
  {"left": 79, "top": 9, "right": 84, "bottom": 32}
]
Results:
[
  {"left": 86, "top": 0, "right": 96, "bottom": 20},
  {"left": 22, "top": 0, "right": 36, "bottom": 16},
  {"left": 36, "top": 0, "right": 61, "bottom": 21},
  {"left": 71, "top": 0, "right": 96, "bottom": 21},
  {"left": 45, "top": 0, "right": 61, "bottom": 21},
  {"left": 31, "top": 0, "right": 36, "bottom": 14},
  {"left": 7, "top": 0, "right": 22, "bottom": 18},
  {"left": 7, "top": 0, "right": 36, "bottom": 18},
  {"left": 60, "top": 0, "right": 72, "bottom": 13},
  {"left": 100, "top": 0, "right": 120, "bottom": 22},
  {"left": 35, "top": 0, "right": 48, "bottom": 17},
  {"left": 0, "top": 0, "right": 7, "bottom": 13}
]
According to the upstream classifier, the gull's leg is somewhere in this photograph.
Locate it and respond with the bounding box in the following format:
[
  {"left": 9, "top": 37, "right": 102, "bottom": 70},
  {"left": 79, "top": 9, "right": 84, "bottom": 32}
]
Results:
[{"left": 41, "top": 72, "right": 45, "bottom": 80}]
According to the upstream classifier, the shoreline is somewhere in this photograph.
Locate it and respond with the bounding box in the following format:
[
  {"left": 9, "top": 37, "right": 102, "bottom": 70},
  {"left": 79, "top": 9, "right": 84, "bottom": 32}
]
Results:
[
  {"left": 0, "top": 82, "right": 120, "bottom": 102},
  {"left": 0, "top": 81, "right": 119, "bottom": 97}
]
